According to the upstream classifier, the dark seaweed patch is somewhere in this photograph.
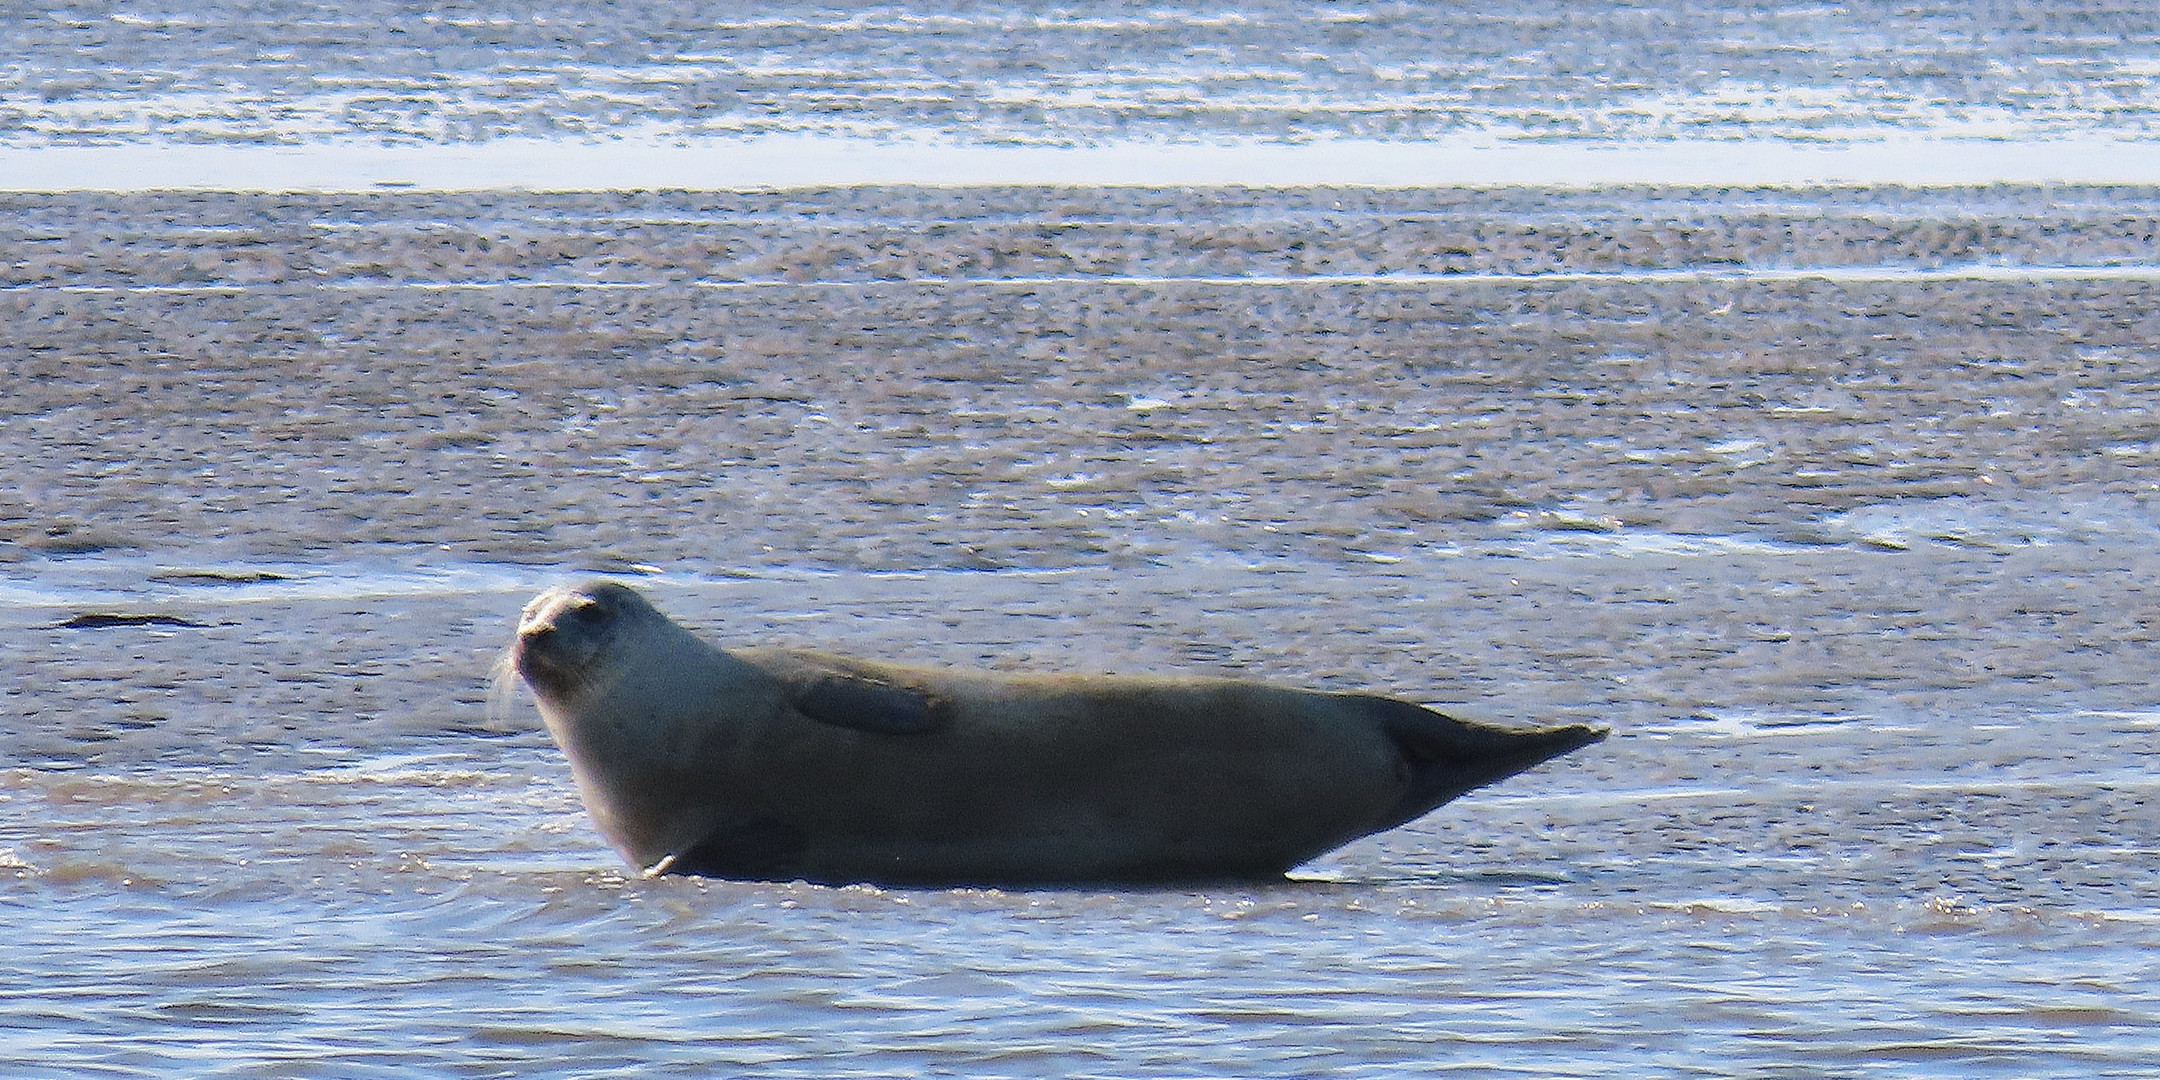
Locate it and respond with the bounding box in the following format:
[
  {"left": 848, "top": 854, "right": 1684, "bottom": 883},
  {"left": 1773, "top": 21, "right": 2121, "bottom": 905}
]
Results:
[{"left": 53, "top": 613, "right": 205, "bottom": 630}]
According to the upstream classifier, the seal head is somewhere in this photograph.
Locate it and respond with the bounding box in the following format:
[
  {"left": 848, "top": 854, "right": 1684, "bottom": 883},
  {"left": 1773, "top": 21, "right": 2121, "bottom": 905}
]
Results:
[
  {"left": 514, "top": 581, "right": 783, "bottom": 872},
  {"left": 515, "top": 580, "right": 638, "bottom": 702}
]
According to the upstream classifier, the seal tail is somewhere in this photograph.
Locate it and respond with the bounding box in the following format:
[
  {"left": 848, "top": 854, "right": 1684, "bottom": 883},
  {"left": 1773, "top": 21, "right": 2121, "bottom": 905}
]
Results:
[{"left": 1357, "top": 696, "right": 1607, "bottom": 830}]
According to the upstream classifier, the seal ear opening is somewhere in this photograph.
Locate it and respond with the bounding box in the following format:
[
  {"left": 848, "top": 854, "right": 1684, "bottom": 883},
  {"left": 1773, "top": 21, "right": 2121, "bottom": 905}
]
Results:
[{"left": 1358, "top": 696, "right": 1606, "bottom": 831}]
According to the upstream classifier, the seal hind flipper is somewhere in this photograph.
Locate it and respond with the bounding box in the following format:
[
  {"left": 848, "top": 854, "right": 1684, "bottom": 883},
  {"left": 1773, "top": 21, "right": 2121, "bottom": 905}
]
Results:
[
  {"left": 1355, "top": 695, "right": 1607, "bottom": 830},
  {"left": 789, "top": 673, "right": 943, "bottom": 735}
]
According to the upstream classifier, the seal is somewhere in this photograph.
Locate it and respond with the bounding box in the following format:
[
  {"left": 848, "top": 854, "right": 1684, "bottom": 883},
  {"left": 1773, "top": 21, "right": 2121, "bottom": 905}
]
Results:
[{"left": 510, "top": 579, "right": 1604, "bottom": 886}]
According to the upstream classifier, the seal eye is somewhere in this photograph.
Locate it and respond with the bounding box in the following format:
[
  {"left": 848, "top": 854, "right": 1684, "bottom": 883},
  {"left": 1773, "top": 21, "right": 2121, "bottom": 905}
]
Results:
[{"left": 569, "top": 601, "right": 611, "bottom": 625}]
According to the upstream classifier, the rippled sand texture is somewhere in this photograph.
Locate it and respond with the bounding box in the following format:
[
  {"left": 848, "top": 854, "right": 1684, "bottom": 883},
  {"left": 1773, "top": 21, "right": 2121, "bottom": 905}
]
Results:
[
  {"left": 3, "top": 184, "right": 2159, "bottom": 1077},
  {"left": 8, "top": 186, "right": 2160, "bottom": 574},
  {"left": 7, "top": 2, "right": 2160, "bottom": 146}
]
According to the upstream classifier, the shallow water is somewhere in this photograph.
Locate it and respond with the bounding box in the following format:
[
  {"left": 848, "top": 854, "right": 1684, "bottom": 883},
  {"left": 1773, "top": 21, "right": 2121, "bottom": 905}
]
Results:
[
  {"left": 7, "top": 0, "right": 2160, "bottom": 148},
  {"left": 7, "top": 3, "right": 2160, "bottom": 1077}
]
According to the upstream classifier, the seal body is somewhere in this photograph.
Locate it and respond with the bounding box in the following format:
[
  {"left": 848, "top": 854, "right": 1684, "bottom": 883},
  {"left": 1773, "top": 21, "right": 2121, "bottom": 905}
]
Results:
[{"left": 512, "top": 580, "right": 1604, "bottom": 886}]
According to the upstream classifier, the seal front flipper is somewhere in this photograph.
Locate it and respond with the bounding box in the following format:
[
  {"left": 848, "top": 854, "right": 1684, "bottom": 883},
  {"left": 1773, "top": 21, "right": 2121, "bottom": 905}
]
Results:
[
  {"left": 788, "top": 672, "right": 943, "bottom": 735},
  {"left": 651, "top": 818, "right": 809, "bottom": 881}
]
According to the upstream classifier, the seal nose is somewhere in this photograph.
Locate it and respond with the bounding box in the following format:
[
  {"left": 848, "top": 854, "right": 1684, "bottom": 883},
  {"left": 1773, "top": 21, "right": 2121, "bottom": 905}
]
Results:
[
  {"left": 514, "top": 602, "right": 583, "bottom": 674},
  {"left": 514, "top": 620, "right": 561, "bottom": 682},
  {"left": 512, "top": 586, "right": 635, "bottom": 702}
]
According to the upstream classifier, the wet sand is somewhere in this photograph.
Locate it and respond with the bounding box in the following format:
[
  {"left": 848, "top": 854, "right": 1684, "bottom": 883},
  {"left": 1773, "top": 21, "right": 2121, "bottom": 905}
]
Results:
[
  {"left": 5, "top": 183, "right": 2158, "bottom": 782},
  {"left": 6, "top": 188, "right": 2158, "bottom": 893},
  {"left": 8, "top": 185, "right": 2160, "bottom": 575}
]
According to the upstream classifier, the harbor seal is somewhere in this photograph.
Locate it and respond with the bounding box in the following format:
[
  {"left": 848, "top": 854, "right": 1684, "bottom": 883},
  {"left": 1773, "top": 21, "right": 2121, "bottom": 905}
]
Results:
[{"left": 510, "top": 579, "right": 1604, "bottom": 886}]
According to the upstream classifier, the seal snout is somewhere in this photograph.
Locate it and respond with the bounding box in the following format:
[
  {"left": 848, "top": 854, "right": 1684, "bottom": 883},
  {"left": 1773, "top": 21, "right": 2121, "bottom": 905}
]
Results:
[{"left": 512, "top": 585, "right": 623, "bottom": 700}]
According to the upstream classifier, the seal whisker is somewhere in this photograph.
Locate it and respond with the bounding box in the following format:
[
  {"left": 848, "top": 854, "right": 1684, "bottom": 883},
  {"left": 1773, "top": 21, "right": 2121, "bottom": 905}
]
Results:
[{"left": 486, "top": 647, "right": 525, "bottom": 727}]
